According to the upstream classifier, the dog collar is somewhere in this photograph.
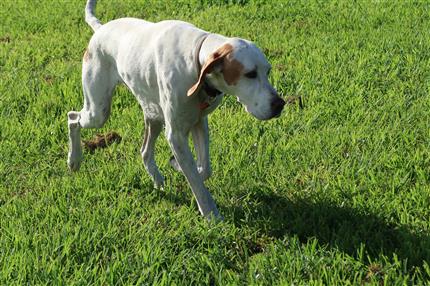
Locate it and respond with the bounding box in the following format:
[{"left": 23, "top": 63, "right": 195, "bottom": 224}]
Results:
[
  {"left": 195, "top": 34, "right": 223, "bottom": 110},
  {"left": 195, "top": 33, "right": 210, "bottom": 72}
]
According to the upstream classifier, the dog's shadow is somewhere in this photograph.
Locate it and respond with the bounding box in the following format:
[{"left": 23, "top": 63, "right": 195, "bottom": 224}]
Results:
[{"left": 226, "top": 190, "right": 430, "bottom": 268}]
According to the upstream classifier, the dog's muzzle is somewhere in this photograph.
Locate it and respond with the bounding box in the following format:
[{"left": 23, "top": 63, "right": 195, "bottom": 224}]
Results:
[{"left": 270, "top": 97, "right": 286, "bottom": 118}]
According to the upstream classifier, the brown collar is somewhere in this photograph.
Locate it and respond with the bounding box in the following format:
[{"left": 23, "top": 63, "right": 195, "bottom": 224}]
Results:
[
  {"left": 195, "top": 33, "right": 210, "bottom": 72},
  {"left": 195, "top": 34, "right": 222, "bottom": 97},
  {"left": 195, "top": 33, "right": 222, "bottom": 110}
]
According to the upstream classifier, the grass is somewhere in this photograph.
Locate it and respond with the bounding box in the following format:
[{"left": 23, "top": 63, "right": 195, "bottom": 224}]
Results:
[{"left": 1, "top": 0, "right": 430, "bottom": 284}]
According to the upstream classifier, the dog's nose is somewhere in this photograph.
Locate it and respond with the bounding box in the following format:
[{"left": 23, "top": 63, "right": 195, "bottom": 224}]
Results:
[{"left": 271, "top": 97, "right": 285, "bottom": 116}]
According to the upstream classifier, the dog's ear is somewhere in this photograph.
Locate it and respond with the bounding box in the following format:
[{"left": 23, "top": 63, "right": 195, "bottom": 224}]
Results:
[{"left": 187, "top": 43, "right": 234, "bottom": 97}]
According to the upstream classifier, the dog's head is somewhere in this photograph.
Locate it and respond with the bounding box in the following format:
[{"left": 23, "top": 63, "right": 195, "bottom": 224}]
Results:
[{"left": 188, "top": 38, "right": 285, "bottom": 120}]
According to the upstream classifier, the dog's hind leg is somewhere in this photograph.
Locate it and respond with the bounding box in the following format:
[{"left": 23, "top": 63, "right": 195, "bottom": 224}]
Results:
[
  {"left": 141, "top": 118, "right": 164, "bottom": 188},
  {"left": 67, "top": 54, "right": 118, "bottom": 171},
  {"left": 67, "top": 110, "right": 84, "bottom": 171}
]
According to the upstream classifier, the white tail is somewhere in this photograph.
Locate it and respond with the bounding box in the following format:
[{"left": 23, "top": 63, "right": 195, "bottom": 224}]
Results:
[{"left": 85, "top": 0, "right": 103, "bottom": 31}]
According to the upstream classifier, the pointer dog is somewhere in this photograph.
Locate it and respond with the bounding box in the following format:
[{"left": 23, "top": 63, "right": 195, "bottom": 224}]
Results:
[{"left": 68, "top": 0, "right": 285, "bottom": 220}]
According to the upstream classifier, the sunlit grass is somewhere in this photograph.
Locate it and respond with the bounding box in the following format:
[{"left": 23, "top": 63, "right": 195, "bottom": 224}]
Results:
[{"left": 1, "top": 0, "right": 430, "bottom": 284}]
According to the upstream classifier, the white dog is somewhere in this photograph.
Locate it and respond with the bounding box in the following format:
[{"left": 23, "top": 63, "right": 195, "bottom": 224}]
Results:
[{"left": 68, "top": 0, "right": 285, "bottom": 220}]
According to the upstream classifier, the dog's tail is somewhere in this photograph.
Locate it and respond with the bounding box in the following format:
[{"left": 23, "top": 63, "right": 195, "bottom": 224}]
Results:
[{"left": 85, "top": 0, "right": 103, "bottom": 32}]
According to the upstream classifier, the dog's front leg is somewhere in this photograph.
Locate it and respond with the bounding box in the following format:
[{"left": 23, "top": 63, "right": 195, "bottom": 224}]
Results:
[
  {"left": 166, "top": 125, "right": 221, "bottom": 220},
  {"left": 170, "top": 117, "right": 212, "bottom": 181},
  {"left": 192, "top": 116, "right": 211, "bottom": 181}
]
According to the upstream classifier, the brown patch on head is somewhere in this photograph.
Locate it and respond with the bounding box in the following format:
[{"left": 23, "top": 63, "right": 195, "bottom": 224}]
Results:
[
  {"left": 210, "top": 43, "right": 234, "bottom": 62},
  {"left": 83, "top": 48, "right": 91, "bottom": 61},
  {"left": 187, "top": 43, "right": 235, "bottom": 97},
  {"left": 222, "top": 54, "right": 244, "bottom": 86}
]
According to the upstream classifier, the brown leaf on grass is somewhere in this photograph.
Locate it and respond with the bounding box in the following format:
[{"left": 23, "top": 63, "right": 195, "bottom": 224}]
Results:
[
  {"left": 246, "top": 236, "right": 273, "bottom": 256},
  {"left": 43, "top": 75, "right": 54, "bottom": 85},
  {"left": 0, "top": 36, "right": 11, "bottom": 43},
  {"left": 285, "top": 96, "right": 304, "bottom": 109},
  {"left": 362, "top": 264, "right": 385, "bottom": 286}
]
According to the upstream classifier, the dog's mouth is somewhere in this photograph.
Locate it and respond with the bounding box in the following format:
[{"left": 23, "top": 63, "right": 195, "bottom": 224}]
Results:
[
  {"left": 271, "top": 97, "right": 286, "bottom": 117},
  {"left": 270, "top": 106, "right": 284, "bottom": 119},
  {"left": 273, "top": 110, "right": 283, "bottom": 118},
  {"left": 238, "top": 95, "right": 286, "bottom": 120},
  {"left": 262, "top": 110, "right": 283, "bottom": 120},
  {"left": 258, "top": 97, "right": 286, "bottom": 120}
]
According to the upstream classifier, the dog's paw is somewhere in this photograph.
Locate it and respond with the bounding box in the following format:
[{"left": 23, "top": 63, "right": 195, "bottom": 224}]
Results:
[
  {"left": 205, "top": 211, "right": 224, "bottom": 223},
  {"left": 67, "top": 159, "right": 81, "bottom": 172},
  {"left": 153, "top": 174, "right": 165, "bottom": 190},
  {"left": 154, "top": 181, "right": 164, "bottom": 190},
  {"left": 67, "top": 151, "right": 82, "bottom": 172}
]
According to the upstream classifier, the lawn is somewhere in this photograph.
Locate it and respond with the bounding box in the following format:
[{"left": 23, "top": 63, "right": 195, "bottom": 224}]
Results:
[{"left": 1, "top": 0, "right": 430, "bottom": 284}]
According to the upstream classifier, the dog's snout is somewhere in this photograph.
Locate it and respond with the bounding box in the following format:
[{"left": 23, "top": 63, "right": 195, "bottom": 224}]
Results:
[
  {"left": 271, "top": 97, "right": 285, "bottom": 117},
  {"left": 271, "top": 97, "right": 285, "bottom": 109}
]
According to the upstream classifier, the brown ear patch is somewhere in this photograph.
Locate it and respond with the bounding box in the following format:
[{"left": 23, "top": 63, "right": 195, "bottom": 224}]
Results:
[
  {"left": 187, "top": 43, "right": 235, "bottom": 97},
  {"left": 222, "top": 54, "right": 244, "bottom": 86}
]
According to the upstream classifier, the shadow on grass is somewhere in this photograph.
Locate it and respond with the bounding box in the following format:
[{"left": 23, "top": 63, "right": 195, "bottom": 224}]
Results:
[{"left": 228, "top": 190, "right": 430, "bottom": 268}]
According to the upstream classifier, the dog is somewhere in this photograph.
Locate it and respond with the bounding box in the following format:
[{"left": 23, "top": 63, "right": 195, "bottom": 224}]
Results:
[{"left": 67, "top": 0, "right": 285, "bottom": 220}]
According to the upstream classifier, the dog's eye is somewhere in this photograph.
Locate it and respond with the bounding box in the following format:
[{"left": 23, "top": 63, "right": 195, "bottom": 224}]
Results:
[{"left": 244, "top": 70, "right": 258, "bottom": 79}]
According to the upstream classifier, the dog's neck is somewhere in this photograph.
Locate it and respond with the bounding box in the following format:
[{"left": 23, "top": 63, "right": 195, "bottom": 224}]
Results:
[{"left": 195, "top": 33, "right": 225, "bottom": 101}]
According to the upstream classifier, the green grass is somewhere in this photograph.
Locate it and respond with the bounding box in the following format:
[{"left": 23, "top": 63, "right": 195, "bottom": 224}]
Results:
[{"left": 1, "top": 0, "right": 430, "bottom": 284}]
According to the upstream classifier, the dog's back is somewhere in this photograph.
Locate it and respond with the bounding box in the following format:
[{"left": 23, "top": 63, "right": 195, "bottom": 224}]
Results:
[{"left": 85, "top": 16, "right": 207, "bottom": 103}]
